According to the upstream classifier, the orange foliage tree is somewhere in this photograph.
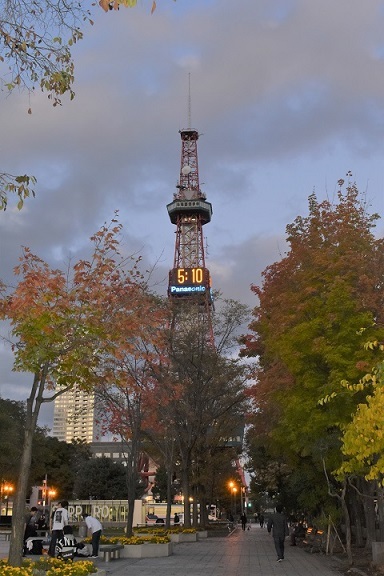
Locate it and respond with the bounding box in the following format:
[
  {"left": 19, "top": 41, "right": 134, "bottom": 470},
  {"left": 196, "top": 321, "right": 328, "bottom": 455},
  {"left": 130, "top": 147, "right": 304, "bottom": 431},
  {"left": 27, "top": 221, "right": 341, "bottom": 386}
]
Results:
[
  {"left": 0, "top": 216, "right": 164, "bottom": 565},
  {"left": 242, "top": 177, "right": 384, "bottom": 550},
  {"left": 93, "top": 294, "right": 169, "bottom": 536}
]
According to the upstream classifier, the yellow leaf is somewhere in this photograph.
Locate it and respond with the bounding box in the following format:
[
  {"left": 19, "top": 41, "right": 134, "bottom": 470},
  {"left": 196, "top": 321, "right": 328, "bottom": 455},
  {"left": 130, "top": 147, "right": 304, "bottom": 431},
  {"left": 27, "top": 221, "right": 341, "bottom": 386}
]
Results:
[{"left": 151, "top": 1, "right": 156, "bottom": 13}]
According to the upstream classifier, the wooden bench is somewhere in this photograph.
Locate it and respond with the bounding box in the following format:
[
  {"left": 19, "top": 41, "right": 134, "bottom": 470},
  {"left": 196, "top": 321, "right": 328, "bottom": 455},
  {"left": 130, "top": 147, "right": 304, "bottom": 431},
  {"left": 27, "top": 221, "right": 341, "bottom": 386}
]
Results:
[
  {"left": 303, "top": 528, "right": 325, "bottom": 553},
  {"left": 99, "top": 544, "right": 124, "bottom": 562}
]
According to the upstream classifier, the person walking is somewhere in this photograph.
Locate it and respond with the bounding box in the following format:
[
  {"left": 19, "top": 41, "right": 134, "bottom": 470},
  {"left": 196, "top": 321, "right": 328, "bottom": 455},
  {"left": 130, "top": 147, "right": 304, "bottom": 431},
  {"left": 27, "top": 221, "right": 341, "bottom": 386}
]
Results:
[
  {"left": 240, "top": 511, "right": 247, "bottom": 531},
  {"left": 267, "top": 504, "right": 289, "bottom": 562},
  {"left": 48, "top": 501, "right": 69, "bottom": 557},
  {"left": 259, "top": 513, "right": 264, "bottom": 528},
  {"left": 82, "top": 513, "right": 102, "bottom": 558}
]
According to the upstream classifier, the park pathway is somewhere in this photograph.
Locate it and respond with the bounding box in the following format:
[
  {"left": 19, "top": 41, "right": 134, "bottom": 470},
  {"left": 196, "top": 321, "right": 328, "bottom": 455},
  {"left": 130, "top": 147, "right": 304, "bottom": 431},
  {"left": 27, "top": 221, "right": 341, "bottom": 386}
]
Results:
[{"left": 0, "top": 523, "right": 346, "bottom": 576}]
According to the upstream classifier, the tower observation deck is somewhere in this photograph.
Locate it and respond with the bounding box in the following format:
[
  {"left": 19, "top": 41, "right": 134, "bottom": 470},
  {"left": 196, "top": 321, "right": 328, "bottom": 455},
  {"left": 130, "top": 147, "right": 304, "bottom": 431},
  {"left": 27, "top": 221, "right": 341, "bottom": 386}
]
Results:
[{"left": 167, "top": 128, "right": 213, "bottom": 308}]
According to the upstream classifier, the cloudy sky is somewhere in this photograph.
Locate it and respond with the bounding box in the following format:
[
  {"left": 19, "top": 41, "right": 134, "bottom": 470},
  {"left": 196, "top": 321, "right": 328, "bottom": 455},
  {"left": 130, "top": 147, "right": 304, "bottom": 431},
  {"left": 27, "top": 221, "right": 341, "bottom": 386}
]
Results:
[{"left": 1, "top": 0, "right": 384, "bottom": 427}]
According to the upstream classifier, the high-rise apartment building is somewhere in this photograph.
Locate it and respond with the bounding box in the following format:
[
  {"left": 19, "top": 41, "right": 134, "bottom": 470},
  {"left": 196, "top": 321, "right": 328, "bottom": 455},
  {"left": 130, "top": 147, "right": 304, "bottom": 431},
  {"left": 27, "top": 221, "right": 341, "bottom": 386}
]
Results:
[{"left": 53, "top": 386, "right": 97, "bottom": 443}]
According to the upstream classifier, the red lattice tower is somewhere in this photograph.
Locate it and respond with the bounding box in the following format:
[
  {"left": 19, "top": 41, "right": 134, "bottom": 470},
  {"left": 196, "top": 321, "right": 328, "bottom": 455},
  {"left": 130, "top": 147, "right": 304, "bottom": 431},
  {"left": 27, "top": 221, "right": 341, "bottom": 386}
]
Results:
[{"left": 167, "top": 127, "right": 214, "bottom": 344}]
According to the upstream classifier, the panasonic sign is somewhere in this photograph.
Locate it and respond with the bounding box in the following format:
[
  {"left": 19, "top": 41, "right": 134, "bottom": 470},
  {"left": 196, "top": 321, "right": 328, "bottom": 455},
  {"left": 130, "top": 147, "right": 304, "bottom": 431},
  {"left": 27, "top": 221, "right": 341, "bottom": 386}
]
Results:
[{"left": 170, "top": 285, "right": 206, "bottom": 294}]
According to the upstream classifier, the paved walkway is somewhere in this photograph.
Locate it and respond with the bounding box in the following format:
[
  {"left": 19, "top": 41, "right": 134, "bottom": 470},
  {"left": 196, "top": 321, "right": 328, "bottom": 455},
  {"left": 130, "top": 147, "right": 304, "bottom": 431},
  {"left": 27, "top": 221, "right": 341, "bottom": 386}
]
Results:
[{"left": 0, "top": 524, "right": 345, "bottom": 576}]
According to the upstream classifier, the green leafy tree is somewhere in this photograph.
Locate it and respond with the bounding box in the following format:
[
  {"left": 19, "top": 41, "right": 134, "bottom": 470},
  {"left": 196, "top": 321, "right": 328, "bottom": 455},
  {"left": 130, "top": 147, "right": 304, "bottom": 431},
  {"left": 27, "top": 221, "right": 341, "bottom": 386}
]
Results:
[
  {"left": 31, "top": 435, "right": 92, "bottom": 499},
  {"left": 153, "top": 464, "right": 170, "bottom": 502},
  {"left": 0, "top": 398, "right": 25, "bottom": 483},
  {"left": 332, "top": 343, "right": 384, "bottom": 482},
  {"left": 73, "top": 457, "right": 128, "bottom": 500}
]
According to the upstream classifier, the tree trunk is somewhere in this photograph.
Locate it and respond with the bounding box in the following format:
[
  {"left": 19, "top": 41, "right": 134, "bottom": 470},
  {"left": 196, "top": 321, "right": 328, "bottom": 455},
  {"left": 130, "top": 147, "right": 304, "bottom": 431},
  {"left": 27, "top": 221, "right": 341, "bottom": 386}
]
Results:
[
  {"left": 181, "top": 468, "right": 191, "bottom": 527},
  {"left": 126, "top": 452, "right": 140, "bottom": 536},
  {"left": 341, "top": 490, "right": 353, "bottom": 566},
  {"left": 349, "top": 486, "right": 364, "bottom": 547},
  {"left": 192, "top": 489, "right": 198, "bottom": 527},
  {"left": 322, "top": 461, "right": 353, "bottom": 565},
  {"left": 376, "top": 485, "right": 384, "bottom": 542},
  {"left": 9, "top": 372, "right": 44, "bottom": 566},
  {"left": 199, "top": 491, "right": 208, "bottom": 528},
  {"left": 361, "top": 479, "right": 377, "bottom": 549},
  {"left": 165, "top": 461, "right": 173, "bottom": 529}
]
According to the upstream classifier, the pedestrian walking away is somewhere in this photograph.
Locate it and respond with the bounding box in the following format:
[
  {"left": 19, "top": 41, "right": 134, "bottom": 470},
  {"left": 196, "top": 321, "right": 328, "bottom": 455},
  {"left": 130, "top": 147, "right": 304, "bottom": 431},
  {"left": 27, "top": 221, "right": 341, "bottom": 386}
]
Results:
[
  {"left": 240, "top": 511, "right": 247, "bottom": 531},
  {"left": 259, "top": 513, "right": 264, "bottom": 528},
  {"left": 82, "top": 512, "right": 102, "bottom": 558},
  {"left": 267, "top": 503, "right": 289, "bottom": 562},
  {"left": 48, "top": 501, "right": 69, "bottom": 557}
]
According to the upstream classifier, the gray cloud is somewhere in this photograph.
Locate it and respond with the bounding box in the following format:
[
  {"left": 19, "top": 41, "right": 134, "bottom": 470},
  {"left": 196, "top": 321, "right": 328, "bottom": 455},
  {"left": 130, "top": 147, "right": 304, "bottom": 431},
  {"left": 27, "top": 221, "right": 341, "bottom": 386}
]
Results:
[{"left": 1, "top": 0, "right": 384, "bottom": 427}]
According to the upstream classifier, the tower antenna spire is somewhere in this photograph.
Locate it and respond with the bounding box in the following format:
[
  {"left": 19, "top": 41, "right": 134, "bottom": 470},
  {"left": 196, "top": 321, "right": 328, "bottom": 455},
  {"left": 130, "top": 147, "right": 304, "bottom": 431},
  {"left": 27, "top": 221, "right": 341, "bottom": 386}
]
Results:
[{"left": 188, "top": 72, "right": 191, "bottom": 129}]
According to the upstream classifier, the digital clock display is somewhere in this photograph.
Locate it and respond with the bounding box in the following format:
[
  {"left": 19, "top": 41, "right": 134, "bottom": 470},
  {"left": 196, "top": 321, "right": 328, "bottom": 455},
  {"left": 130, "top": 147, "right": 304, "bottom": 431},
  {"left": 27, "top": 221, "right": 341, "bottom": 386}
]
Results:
[{"left": 168, "top": 267, "right": 210, "bottom": 296}]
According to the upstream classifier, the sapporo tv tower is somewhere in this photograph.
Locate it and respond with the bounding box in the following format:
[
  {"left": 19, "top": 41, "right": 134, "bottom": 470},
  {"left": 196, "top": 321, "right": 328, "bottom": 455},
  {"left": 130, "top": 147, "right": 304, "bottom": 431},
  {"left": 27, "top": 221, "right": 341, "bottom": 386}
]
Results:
[{"left": 167, "top": 101, "right": 214, "bottom": 343}]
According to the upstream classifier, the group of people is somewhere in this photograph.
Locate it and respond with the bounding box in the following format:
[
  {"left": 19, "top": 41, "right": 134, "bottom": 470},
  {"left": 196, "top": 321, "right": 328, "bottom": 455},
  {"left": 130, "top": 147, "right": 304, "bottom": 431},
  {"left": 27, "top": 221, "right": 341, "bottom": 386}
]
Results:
[{"left": 24, "top": 501, "right": 103, "bottom": 559}]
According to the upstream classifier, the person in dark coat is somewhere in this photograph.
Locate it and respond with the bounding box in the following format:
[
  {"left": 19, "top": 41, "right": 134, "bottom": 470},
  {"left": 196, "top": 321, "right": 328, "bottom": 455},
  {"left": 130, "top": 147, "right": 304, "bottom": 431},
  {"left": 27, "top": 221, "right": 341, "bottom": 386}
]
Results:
[
  {"left": 23, "top": 507, "right": 39, "bottom": 555},
  {"left": 267, "top": 504, "right": 289, "bottom": 562},
  {"left": 240, "top": 512, "right": 247, "bottom": 531}
]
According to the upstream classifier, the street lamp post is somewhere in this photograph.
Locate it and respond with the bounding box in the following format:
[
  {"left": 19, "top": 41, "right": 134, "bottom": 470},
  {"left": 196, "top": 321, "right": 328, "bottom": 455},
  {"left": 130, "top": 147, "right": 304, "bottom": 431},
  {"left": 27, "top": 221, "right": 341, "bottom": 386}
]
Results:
[
  {"left": 48, "top": 489, "right": 57, "bottom": 506},
  {"left": 228, "top": 481, "right": 234, "bottom": 515},
  {"left": 41, "top": 476, "right": 56, "bottom": 508},
  {"left": 233, "top": 487, "right": 237, "bottom": 517},
  {"left": 1, "top": 483, "right": 14, "bottom": 516}
]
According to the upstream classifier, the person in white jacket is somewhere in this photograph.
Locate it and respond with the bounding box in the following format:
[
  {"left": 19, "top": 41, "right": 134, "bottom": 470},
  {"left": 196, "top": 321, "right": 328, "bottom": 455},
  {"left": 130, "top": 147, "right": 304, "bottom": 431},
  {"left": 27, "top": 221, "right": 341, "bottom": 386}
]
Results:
[
  {"left": 48, "top": 501, "right": 69, "bottom": 557},
  {"left": 82, "top": 513, "right": 102, "bottom": 558}
]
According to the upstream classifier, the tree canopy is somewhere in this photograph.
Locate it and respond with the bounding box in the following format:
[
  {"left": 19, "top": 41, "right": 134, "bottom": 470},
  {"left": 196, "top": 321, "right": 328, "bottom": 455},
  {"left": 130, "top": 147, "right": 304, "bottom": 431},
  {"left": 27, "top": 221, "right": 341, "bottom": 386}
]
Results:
[{"left": 243, "top": 177, "right": 384, "bottom": 522}]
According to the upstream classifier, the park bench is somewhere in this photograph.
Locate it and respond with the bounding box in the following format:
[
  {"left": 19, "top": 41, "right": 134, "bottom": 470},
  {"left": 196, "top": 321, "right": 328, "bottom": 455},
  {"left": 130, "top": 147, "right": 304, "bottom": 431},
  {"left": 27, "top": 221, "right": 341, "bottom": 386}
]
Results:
[
  {"left": 0, "top": 530, "right": 11, "bottom": 541},
  {"left": 99, "top": 544, "right": 124, "bottom": 562},
  {"left": 302, "top": 527, "right": 325, "bottom": 553}
]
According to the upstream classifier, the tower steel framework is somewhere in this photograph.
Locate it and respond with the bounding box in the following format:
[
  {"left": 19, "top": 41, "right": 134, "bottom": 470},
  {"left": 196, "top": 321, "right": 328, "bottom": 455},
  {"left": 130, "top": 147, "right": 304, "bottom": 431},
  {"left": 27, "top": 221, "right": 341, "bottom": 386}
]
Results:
[{"left": 167, "top": 127, "right": 214, "bottom": 343}]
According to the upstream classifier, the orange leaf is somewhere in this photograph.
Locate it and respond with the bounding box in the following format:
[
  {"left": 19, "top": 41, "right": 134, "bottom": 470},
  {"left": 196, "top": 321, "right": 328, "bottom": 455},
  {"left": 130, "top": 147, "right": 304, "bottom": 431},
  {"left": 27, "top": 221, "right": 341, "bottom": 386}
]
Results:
[{"left": 99, "top": 0, "right": 110, "bottom": 12}]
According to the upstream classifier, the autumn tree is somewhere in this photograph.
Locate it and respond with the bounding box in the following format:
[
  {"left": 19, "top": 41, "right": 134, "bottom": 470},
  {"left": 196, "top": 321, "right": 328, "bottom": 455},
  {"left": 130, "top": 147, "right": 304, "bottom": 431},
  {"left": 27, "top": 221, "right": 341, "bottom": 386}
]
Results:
[
  {"left": 0, "top": 0, "right": 157, "bottom": 210},
  {"left": 0, "top": 0, "right": 92, "bottom": 210},
  {"left": 147, "top": 297, "right": 250, "bottom": 528},
  {"left": 92, "top": 292, "right": 168, "bottom": 536},
  {"left": 243, "top": 177, "right": 384, "bottom": 551},
  {"left": 0, "top": 216, "right": 160, "bottom": 565}
]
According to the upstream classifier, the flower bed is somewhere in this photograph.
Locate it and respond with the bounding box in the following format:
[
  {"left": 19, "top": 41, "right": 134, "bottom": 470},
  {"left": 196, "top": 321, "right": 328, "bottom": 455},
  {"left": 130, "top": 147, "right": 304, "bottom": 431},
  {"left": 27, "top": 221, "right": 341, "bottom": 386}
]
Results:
[
  {"left": 84, "top": 536, "right": 173, "bottom": 558},
  {"left": 133, "top": 526, "right": 197, "bottom": 544},
  {"left": 169, "top": 532, "right": 197, "bottom": 543},
  {"left": 134, "top": 527, "right": 196, "bottom": 535},
  {"left": 83, "top": 535, "right": 170, "bottom": 545},
  {"left": 119, "top": 543, "right": 172, "bottom": 559},
  {"left": 0, "top": 557, "right": 96, "bottom": 576}
]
